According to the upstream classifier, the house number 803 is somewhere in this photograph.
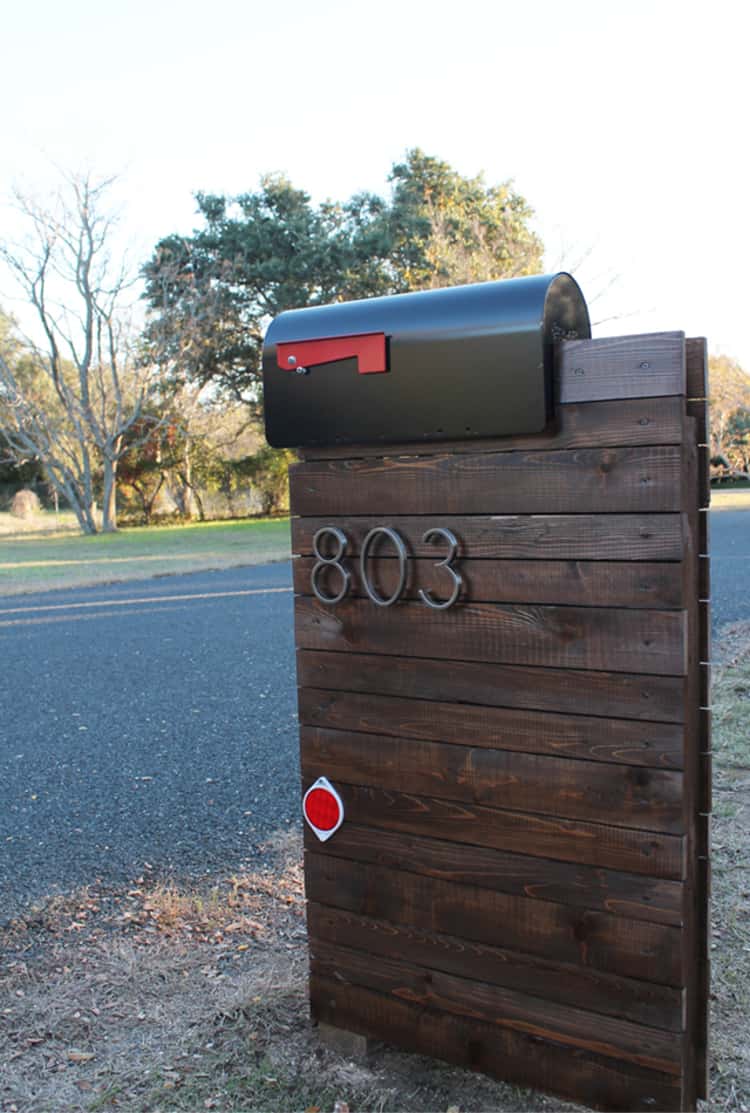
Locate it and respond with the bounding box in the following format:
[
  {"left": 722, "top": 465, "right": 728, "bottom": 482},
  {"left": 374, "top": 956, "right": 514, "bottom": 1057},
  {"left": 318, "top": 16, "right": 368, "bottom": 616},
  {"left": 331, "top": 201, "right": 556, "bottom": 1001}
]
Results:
[{"left": 311, "top": 525, "right": 463, "bottom": 611}]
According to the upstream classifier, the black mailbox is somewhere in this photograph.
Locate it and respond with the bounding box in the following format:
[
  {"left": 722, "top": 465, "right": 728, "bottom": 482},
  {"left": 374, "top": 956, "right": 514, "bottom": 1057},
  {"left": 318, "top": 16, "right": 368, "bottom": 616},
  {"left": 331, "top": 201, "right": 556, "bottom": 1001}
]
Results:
[{"left": 262, "top": 272, "right": 590, "bottom": 448}]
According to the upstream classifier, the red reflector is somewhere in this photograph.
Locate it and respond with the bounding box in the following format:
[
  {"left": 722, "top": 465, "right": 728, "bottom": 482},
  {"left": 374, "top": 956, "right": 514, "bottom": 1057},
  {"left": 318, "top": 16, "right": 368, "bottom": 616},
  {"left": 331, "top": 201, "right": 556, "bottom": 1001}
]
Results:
[
  {"left": 304, "top": 787, "right": 340, "bottom": 830},
  {"left": 302, "top": 777, "right": 344, "bottom": 842}
]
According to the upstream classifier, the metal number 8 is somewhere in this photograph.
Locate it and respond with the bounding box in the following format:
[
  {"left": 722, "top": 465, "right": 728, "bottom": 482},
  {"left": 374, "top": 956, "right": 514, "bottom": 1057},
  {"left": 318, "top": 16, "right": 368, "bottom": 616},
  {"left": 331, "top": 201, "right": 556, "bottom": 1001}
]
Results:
[
  {"left": 311, "top": 526, "right": 351, "bottom": 605},
  {"left": 418, "top": 527, "right": 463, "bottom": 610}
]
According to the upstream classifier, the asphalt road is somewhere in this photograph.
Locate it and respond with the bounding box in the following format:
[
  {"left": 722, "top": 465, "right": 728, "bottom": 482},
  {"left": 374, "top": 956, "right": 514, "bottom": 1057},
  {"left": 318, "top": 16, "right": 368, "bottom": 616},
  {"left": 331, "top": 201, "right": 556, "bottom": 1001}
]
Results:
[
  {"left": 710, "top": 509, "right": 750, "bottom": 631},
  {"left": 0, "top": 563, "right": 298, "bottom": 922},
  {"left": 0, "top": 509, "right": 747, "bottom": 922}
]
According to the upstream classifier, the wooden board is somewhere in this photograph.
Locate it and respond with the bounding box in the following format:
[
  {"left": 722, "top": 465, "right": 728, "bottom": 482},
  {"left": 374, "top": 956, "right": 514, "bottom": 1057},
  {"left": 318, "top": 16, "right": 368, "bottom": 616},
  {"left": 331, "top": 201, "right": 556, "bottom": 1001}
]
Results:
[
  {"left": 308, "top": 904, "right": 686, "bottom": 1030},
  {"left": 292, "top": 513, "right": 684, "bottom": 561},
  {"left": 325, "top": 783, "right": 686, "bottom": 879},
  {"left": 301, "top": 727, "right": 684, "bottom": 831},
  {"left": 297, "top": 650, "right": 687, "bottom": 723},
  {"left": 289, "top": 330, "right": 707, "bottom": 1111},
  {"left": 295, "top": 597, "right": 687, "bottom": 675},
  {"left": 294, "top": 557, "right": 685, "bottom": 609},
  {"left": 298, "top": 688, "right": 685, "bottom": 768},
  {"left": 290, "top": 447, "right": 683, "bottom": 517}
]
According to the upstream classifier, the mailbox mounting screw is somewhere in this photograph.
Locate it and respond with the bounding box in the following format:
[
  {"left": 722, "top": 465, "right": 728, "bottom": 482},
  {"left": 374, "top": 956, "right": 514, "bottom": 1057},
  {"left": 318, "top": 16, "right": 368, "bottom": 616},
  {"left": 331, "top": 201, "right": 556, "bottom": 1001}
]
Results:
[
  {"left": 296, "top": 366, "right": 309, "bottom": 375},
  {"left": 287, "top": 355, "right": 297, "bottom": 366},
  {"left": 640, "top": 361, "right": 651, "bottom": 370}
]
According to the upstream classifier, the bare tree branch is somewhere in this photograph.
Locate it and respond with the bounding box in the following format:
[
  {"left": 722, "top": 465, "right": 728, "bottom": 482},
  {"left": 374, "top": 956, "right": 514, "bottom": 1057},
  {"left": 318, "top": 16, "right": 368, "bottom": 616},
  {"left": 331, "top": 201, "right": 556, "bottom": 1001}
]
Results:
[{"left": 0, "top": 172, "right": 161, "bottom": 533}]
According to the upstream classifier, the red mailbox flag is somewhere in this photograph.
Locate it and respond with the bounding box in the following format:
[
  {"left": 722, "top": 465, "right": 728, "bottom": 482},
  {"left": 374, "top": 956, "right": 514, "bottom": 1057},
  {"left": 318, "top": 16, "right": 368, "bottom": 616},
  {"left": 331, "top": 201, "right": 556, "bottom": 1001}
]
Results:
[
  {"left": 302, "top": 776, "right": 344, "bottom": 842},
  {"left": 277, "top": 332, "right": 387, "bottom": 375}
]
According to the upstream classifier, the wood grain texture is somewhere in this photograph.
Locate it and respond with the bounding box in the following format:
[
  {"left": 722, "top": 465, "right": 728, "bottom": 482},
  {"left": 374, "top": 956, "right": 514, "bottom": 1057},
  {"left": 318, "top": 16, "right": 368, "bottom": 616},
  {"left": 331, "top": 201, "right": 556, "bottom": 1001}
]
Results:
[
  {"left": 291, "top": 330, "right": 704, "bottom": 1110},
  {"left": 298, "top": 688, "right": 685, "bottom": 768},
  {"left": 327, "top": 784, "right": 685, "bottom": 879},
  {"left": 311, "top": 939, "right": 682, "bottom": 1073},
  {"left": 308, "top": 904, "right": 685, "bottom": 1031},
  {"left": 290, "top": 447, "right": 683, "bottom": 517},
  {"left": 301, "top": 727, "right": 685, "bottom": 832},
  {"left": 295, "top": 597, "right": 687, "bottom": 676},
  {"left": 686, "top": 398, "right": 708, "bottom": 446},
  {"left": 556, "top": 333, "right": 685, "bottom": 404},
  {"left": 298, "top": 395, "right": 686, "bottom": 460},
  {"left": 699, "top": 556, "right": 710, "bottom": 601},
  {"left": 305, "top": 853, "right": 684, "bottom": 985},
  {"left": 305, "top": 823, "right": 683, "bottom": 924},
  {"left": 294, "top": 557, "right": 685, "bottom": 610},
  {"left": 310, "top": 975, "right": 684, "bottom": 1112},
  {"left": 292, "top": 513, "right": 685, "bottom": 561},
  {"left": 685, "top": 338, "right": 708, "bottom": 399},
  {"left": 297, "top": 650, "right": 687, "bottom": 724},
  {"left": 686, "top": 340, "right": 711, "bottom": 1102}
]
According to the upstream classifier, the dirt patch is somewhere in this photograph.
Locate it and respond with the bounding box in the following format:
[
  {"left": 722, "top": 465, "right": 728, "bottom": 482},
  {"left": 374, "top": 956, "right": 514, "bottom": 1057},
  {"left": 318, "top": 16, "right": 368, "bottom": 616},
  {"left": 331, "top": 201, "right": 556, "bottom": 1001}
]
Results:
[{"left": 2, "top": 635, "right": 749, "bottom": 1112}]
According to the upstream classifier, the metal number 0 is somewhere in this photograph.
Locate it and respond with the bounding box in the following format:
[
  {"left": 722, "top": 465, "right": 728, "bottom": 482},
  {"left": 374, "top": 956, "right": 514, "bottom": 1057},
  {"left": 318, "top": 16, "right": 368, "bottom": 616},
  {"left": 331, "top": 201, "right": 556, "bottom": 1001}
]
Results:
[
  {"left": 418, "top": 527, "right": 463, "bottom": 610},
  {"left": 311, "top": 526, "right": 351, "bottom": 605},
  {"left": 360, "top": 526, "right": 408, "bottom": 607}
]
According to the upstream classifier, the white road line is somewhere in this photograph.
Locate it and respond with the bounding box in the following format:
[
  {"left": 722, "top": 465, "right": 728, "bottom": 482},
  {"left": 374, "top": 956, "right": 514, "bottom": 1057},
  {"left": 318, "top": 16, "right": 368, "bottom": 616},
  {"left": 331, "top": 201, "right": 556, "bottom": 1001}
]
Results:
[{"left": 0, "top": 586, "right": 293, "bottom": 618}]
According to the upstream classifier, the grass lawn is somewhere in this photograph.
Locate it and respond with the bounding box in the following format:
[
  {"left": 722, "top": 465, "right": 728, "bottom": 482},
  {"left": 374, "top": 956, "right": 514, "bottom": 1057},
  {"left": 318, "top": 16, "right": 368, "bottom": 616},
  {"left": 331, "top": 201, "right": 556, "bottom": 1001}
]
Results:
[
  {"left": 710, "top": 488, "right": 750, "bottom": 511},
  {"left": 0, "top": 518, "right": 292, "bottom": 596}
]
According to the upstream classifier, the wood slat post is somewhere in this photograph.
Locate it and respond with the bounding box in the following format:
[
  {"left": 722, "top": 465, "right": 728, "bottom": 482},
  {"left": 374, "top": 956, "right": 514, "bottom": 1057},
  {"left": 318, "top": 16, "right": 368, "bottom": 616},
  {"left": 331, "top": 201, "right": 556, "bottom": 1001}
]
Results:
[{"left": 289, "top": 330, "right": 708, "bottom": 1112}]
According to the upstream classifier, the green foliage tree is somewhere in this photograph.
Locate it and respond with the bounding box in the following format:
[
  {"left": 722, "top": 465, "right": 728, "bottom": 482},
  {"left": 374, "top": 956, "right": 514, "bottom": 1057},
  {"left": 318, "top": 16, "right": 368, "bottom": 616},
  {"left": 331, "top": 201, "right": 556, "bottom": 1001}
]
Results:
[
  {"left": 142, "top": 150, "right": 543, "bottom": 404},
  {"left": 383, "top": 149, "right": 543, "bottom": 291}
]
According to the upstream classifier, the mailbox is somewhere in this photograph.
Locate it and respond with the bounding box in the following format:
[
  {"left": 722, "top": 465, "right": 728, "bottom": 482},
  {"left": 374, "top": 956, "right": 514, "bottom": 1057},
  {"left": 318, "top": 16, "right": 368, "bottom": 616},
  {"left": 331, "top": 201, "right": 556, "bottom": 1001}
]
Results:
[
  {"left": 262, "top": 272, "right": 590, "bottom": 448},
  {"left": 269, "top": 275, "right": 710, "bottom": 1113}
]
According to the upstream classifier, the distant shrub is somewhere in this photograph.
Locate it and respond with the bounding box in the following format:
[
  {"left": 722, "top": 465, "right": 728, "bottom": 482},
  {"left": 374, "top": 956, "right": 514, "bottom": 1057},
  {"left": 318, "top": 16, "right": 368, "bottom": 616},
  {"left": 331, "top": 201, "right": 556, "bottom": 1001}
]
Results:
[{"left": 10, "top": 489, "right": 42, "bottom": 519}]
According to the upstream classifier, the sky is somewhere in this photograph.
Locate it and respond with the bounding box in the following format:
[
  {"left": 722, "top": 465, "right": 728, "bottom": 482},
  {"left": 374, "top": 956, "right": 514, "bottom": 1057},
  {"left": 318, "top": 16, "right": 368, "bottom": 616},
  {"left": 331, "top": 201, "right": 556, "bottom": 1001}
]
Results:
[{"left": 1, "top": 0, "right": 747, "bottom": 365}]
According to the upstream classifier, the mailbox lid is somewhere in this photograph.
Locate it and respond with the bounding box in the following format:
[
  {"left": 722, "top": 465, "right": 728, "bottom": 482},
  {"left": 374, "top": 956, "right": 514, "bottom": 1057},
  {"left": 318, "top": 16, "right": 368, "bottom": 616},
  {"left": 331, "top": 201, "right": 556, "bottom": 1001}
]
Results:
[{"left": 263, "top": 272, "right": 589, "bottom": 448}]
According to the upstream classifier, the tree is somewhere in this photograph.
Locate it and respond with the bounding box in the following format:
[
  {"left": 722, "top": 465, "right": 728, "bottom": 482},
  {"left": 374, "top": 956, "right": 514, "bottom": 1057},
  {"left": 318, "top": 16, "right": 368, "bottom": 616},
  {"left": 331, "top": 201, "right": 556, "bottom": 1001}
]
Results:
[
  {"left": 143, "top": 150, "right": 543, "bottom": 403},
  {"left": 0, "top": 174, "right": 160, "bottom": 532},
  {"left": 382, "top": 149, "right": 543, "bottom": 291},
  {"left": 708, "top": 354, "right": 750, "bottom": 464}
]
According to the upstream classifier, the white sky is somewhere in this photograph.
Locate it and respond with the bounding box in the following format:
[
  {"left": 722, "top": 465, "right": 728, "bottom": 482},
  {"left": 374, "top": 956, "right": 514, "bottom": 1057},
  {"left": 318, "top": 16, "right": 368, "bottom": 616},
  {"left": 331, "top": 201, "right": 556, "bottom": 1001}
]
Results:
[{"left": 1, "top": 0, "right": 747, "bottom": 364}]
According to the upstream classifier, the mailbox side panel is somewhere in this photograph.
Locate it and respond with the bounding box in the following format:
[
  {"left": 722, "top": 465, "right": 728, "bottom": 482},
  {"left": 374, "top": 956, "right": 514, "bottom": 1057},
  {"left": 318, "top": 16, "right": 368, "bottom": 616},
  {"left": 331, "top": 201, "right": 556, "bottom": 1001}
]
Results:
[{"left": 291, "top": 332, "right": 707, "bottom": 1113}]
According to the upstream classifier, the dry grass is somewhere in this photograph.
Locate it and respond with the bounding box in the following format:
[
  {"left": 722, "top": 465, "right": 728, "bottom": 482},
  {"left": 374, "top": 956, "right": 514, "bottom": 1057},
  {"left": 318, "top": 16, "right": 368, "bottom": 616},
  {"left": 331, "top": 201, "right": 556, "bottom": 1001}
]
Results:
[
  {"left": 0, "top": 518, "right": 291, "bottom": 595},
  {"left": 707, "top": 622, "right": 750, "bottom": 1112},
  {"left": 2, "top": 633, "right": 749, "bottom": 1113},
  {"left": 710, "top": 488, "right": 750, "bottom": 512},
  {"left": 0, "top": 510, "right": 82, "bottom": 537}
]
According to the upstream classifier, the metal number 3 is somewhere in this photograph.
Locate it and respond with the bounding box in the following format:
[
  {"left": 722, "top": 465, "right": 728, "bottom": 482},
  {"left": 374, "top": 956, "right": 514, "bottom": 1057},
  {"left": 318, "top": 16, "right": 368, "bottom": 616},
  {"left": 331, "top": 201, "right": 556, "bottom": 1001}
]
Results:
[
  {"left": 418, "top": 527, "right": 463, "bottom": 610},
  {"left": 311, "top": 526, "right": 351, "bottom": 605}
]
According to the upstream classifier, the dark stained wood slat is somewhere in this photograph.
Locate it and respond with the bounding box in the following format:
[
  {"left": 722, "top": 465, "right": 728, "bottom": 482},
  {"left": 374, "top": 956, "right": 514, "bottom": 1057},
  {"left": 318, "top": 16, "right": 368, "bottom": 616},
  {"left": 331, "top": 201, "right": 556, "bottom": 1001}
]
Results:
[
  {"left": 310, "top": 939, "right": 683, "bottom": 1074},
  {"left": 686, "top": 398, "right": 708, "bottom": 445},
  {"left": 294, "top": 557, "right": 686, "bottom": 610},
  {"left": 556, "top": 332, "right": 685, "bottom": 404},
  {"left": 292, "top": 513, "right": 685, "bottom": 561},
  {"left": 699, "top": 556, "right": 710, "bottom": 601},
  {"left": 685, "top": 337, "right": 708, "bottom": 399},
  {"left": 298, "top": 395, "right": 687, "bottom": 461},
  {"left": 332, "top": 784, "right": 685, "bottom": 880},
  {"left": 305, "top": 853, "right": 684, "bottom": 986},
  {"left": 310, "top": 975, "right": 684, "bottom": 1112},
  {"left": 698, "top": 446, "right": 711, "bottom": 507},
  {"left": 290, "top": 447, "right": 683, "bottom": 517},
  {"left": 699, "top": 509, "right": 709, "bottom": 556},
  {"left": 302, "top": 727, "right": 685, "bottom": 833},
  {"left": 297, "top": 650, "right": 687, "bottom": 724},
  {"left": 308, "top": 904, "right": 685, "bottom": 1031},
  {"left": 305, "top": 823, "right": 683, "bottom": 924},
  {"left": 299, "top": 688, "right": 685, "bottom": 769},
  {"left": 295, "top": 597, "right": 687, "bottom": 676}
]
